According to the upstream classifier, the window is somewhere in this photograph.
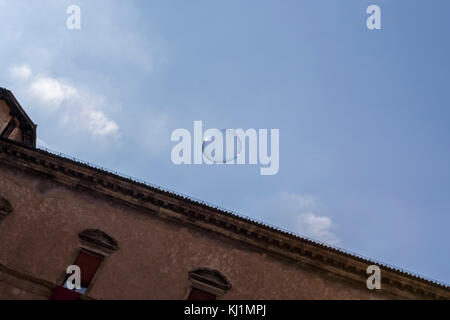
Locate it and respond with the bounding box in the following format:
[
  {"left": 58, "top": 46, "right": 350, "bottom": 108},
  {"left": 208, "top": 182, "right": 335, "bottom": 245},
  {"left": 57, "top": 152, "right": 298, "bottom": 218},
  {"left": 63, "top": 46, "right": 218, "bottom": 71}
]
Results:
[
  {"left": 50, "top": 229, "right": 118, "bottom": 300},
  {"left": 187, "top": 268, "right": 231, "bottom": 300},
  {"left": 188, "top": 288, "right": 217, "bottom": 300},
  {"left": 62, "top": 249, "right": 104, "bottom": 294},
  {"left": 0, "top": 118, "right": 16, "bottom": 139}
]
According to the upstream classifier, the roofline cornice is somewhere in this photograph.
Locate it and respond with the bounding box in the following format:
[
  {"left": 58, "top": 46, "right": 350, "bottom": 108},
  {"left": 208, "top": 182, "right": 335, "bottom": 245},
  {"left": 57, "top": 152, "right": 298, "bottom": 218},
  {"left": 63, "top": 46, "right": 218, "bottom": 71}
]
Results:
[{"left": 0, "top": 137, "right": 448, "bottom": 299}]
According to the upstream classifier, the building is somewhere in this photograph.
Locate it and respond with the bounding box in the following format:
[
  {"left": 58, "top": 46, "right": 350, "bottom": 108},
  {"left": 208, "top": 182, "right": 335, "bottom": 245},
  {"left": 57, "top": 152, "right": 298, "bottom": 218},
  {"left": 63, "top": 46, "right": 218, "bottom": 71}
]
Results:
[{"left": 0, "top": 88, "right": 448, "bottom": 300}]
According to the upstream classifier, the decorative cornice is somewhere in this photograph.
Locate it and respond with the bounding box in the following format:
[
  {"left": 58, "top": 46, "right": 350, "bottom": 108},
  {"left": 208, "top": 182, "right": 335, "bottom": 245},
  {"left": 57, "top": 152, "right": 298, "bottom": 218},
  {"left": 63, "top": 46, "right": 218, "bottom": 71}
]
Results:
[{"left": 0, "top": 137, "right": 448, "bottom": 300}]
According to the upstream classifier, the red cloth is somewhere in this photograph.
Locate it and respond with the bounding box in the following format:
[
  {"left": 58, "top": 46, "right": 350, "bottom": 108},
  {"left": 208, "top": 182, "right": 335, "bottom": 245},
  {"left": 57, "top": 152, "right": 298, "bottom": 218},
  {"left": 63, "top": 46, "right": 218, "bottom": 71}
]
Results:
[{"left": 49, "top": 286, "right": 81, "bottom": 300}]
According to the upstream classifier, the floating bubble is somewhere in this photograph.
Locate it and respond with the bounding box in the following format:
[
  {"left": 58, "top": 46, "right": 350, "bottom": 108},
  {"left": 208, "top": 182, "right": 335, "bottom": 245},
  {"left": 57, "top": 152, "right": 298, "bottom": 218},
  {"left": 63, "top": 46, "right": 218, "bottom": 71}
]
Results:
[{"left": 202, "top": 128, "right": 242, "bottom": 164}]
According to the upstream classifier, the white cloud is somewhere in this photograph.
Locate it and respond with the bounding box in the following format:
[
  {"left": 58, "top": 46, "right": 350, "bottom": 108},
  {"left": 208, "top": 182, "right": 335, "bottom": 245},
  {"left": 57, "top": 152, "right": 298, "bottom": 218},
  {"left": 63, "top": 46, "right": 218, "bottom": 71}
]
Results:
[
  {"left": 10, "top": 64, "right": 32, "bottom": 81},
  {"left": 7, "top": 63, "right": 170, "bottom": 156},
  {"left": 29, "top": 76, "right": 77, "bottom": 108},
  {"left": 81, "top": 109, "right": 119, "bottom": 137},
  {"left": 253, "top": 191, "right": 341, "bottom": 246},
  {"left": 10, "top": 65, "right": 120, "bottom": 139},
  {"left": 294, "top": 212, "right": 340, "bottom": 245}
]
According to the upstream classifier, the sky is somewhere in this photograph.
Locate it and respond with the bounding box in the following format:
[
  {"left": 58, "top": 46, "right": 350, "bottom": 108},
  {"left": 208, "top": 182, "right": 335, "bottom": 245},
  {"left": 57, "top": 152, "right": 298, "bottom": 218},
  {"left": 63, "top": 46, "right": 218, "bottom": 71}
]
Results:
[{"left": 0, "top": 0, "right": 449, "bottom": 284}]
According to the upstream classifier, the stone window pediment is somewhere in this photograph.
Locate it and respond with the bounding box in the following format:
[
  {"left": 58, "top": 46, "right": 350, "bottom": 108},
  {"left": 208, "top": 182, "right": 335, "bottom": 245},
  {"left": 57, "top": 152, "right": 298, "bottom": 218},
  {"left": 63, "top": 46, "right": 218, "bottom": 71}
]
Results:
[
  {"left": 188, "top": 268, "right": 231, "bottom": 298},
  {"left": 78, "top": 229, "right": 119, "bottom": 256}
]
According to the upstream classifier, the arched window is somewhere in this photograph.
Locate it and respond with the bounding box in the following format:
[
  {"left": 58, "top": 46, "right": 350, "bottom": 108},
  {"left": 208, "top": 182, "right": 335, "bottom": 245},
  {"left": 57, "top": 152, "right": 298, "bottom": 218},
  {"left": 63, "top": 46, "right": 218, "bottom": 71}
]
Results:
[
  {"left": 187, "top": 268, "right": 231, "bottom": 300},
  {"left": 0, "top": 196, "right": 13, "bottom": 222},
  {"left": 50, "top": 229, "right": 118, "bottom": 300}
]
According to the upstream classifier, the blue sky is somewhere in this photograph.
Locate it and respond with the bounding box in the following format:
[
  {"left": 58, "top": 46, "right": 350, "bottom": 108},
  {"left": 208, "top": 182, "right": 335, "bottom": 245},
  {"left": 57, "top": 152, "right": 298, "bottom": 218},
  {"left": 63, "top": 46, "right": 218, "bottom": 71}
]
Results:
[{"left": 1, "top": 0, "right": 449, "bottom": 283}]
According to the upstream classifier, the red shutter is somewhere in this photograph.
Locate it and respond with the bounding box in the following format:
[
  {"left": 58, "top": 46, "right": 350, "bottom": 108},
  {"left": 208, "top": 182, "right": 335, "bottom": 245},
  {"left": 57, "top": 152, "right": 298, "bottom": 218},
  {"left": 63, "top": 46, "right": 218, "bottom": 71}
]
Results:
[
  {"left": 188, "top": 288, "right": 217, "bottom": 300},
  {"left": 72, "top": 250, "right": 104, "bottom": 287}
]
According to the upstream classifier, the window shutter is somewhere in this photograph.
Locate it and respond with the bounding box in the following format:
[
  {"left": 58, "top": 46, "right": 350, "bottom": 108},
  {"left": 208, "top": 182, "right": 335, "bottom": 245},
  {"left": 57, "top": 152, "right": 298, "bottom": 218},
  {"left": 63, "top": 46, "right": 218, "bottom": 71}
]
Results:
[{"left": 73, "top": 250, "right": 104, "bottom": 287}]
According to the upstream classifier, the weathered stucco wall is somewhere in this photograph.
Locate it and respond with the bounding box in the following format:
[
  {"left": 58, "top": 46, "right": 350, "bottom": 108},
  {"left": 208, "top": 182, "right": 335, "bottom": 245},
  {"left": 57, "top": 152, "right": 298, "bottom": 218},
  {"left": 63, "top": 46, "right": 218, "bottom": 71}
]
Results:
[
  {"left": 0, "top": 281, "right": 46, "bottom": 300},
  {"left": 0, "top": 162, "right": 388, "bottom": 300}
]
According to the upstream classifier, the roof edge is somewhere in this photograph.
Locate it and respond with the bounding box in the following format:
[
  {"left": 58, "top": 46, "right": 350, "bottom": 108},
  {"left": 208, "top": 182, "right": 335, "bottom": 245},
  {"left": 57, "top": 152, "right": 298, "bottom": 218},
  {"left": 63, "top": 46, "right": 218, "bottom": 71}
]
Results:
[{"left": 0, "top": 137, "right": 448, "bottom": 299}]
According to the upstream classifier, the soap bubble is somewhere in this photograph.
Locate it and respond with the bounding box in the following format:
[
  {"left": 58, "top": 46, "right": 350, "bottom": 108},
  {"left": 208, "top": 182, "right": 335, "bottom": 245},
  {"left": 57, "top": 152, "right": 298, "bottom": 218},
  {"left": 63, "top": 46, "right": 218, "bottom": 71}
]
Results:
[{"left": 202, "top": 128, "right": 242, "bottom": 164}]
